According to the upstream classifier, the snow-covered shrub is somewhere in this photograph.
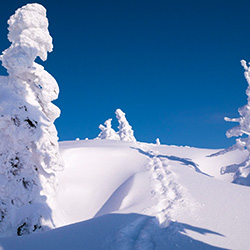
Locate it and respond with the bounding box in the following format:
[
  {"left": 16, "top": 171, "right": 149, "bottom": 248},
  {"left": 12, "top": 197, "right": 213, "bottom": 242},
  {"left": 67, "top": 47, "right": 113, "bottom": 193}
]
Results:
[
  {"left": 97, "top": 119, "right": 120, "bottom": 140},
  {"left": 224, "top": 60, "right": 250, "bottom": 185},
  {"left": 0, "top": 3, "right": 63, "bottom": 236},
  {"left": 115, "top": 109, "right": 136, "bottom": 142},
  {"left": 156, "top": 138, "right": 161, "bottom": 145}
]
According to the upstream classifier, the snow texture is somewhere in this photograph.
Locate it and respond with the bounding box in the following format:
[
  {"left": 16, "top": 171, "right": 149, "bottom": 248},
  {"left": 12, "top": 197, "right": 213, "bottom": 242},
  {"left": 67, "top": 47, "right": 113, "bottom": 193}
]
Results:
[{"left": 0, "top": 3, "right": 63, "bottom": 236}]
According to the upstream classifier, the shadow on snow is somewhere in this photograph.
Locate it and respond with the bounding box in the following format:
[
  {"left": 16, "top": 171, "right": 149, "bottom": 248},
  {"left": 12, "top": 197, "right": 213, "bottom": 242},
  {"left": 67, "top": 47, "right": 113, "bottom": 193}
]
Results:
[
  {"left": 0, "top": 213, "right": 228, "bottom": 250},
  {"left": 132, "top": 147, "right": 211, "bottom": 177}
]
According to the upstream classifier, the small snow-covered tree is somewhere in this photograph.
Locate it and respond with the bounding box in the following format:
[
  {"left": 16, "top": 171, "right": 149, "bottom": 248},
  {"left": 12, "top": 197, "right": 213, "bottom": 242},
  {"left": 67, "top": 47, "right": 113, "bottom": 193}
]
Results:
[
  {"left": 97, "top": 119, "right": 120, "bottom": 140},
  {"left": 115, "top": 109, "right": 136, "bottom": 142},
  {"left": 224, "top": 60, "right": 250, "bottom": 185},
  {"left": 0, "top": 3, "right": 63, "bottom": 236},
  {"left": 156, "top": 138, "right": 161, "bottom": 145}
]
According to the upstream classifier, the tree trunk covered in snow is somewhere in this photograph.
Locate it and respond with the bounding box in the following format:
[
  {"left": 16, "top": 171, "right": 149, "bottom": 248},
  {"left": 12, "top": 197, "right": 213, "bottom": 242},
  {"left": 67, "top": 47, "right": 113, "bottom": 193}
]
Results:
[{"left": 0, "top": 3, "right": 63, "bottom": 236}]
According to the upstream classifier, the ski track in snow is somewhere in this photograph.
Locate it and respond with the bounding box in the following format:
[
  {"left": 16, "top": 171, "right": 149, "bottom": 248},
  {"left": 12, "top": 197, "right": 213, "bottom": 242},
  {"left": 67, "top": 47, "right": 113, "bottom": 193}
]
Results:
[{"left": 110, "top": 147, "right": 194, "bottom": 249}]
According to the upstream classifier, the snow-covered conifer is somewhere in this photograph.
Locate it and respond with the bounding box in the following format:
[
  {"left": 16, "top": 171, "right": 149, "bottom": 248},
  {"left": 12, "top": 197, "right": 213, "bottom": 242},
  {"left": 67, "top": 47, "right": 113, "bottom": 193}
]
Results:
[
  {"left": 0, "top": 3, "right": 63, "bottom": 236},
  {"left": 97, "top": 119, "right": 120, "bottom": 140},
  {"left": 156, "top": 138, "right": 161, "bottom": 145},
  {"left": 115, "top": 109, "right": 136, "bottom": 142},
  {"left": 224, "top": 60, "right": 250, "bottom": 185}
]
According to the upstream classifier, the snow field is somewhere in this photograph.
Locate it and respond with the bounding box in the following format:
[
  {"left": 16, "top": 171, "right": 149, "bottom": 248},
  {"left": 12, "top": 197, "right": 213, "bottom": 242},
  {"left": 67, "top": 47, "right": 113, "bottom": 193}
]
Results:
[
  {"left": 0, "top": 139, "right": 250, "bottom": 249},
  {"left": 55, "top": 140, "right": 250, "bottom": 249}
]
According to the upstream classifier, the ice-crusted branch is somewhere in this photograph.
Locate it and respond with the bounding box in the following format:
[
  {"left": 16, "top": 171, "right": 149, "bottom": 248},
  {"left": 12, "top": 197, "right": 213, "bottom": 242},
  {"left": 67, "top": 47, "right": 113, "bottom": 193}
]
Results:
[{"left": 224, "top": 117, "right": 241, "bottom": 123}]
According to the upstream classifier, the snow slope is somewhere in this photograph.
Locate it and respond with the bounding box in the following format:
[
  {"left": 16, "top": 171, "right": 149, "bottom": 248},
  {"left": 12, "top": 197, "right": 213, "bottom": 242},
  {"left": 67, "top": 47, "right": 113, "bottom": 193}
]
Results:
[{"left": 0, "top": 139, "right": 250, "bottom": 249}]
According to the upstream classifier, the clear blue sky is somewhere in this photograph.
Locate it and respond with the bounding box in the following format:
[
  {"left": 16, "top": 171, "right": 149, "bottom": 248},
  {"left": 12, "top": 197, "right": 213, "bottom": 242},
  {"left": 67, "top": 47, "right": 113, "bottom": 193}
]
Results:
[{"left": 0, "top": 0, "right": 250, "bottom": 148}]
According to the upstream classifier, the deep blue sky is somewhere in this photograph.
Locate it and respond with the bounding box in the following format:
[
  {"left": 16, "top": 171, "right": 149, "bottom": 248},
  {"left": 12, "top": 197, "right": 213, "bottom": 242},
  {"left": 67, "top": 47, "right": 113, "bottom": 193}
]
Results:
[{"left": 0, "top": 0, "right": 250, "bottom": 148}]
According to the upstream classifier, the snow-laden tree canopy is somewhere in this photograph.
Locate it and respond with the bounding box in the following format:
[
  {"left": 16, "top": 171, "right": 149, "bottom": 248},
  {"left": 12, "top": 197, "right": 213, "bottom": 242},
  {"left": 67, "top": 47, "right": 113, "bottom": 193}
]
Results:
[
  {"left": 224, "top": 60, "right": 250, "bottom": 185},
  {"left": 0, "top": 3, "right": 63, "bottom": 236},
  {"left": 116, "top": 109, "right": 136, "bottom": 142}
]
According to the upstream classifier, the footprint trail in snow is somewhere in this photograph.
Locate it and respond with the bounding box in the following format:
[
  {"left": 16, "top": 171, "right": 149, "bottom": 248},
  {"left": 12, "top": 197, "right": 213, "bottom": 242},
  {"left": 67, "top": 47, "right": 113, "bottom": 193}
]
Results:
[
  {"left": 109, "top": 148, "right": 198, "bottom": 250},
  {"left": 145, "top": 151, "right": 185, "bottom": 227}
]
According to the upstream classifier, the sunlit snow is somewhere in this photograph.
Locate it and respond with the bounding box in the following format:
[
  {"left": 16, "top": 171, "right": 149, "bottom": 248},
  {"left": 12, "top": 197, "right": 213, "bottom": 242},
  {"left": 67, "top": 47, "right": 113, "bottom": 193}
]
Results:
[{"left": 0, "top": 139, "right": 249, "bottom": 249}]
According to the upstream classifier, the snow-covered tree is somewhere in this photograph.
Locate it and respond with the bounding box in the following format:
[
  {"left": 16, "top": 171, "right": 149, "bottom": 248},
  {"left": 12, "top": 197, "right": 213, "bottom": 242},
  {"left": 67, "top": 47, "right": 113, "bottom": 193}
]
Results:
[
  {"left": 156, "top": 138, "right": 161, "bottom": 145},
  {"left": 97, "top": 119, "right": 120, "bottom": 140},
  {"left": 224, "top": 60, "right": 250, "bottom": 185},
  {"left": 0, "top": 3, "right": 63, "bottom": 236},
  {"left": 115, "top": 109, "right": 136, "bottom": 142}
]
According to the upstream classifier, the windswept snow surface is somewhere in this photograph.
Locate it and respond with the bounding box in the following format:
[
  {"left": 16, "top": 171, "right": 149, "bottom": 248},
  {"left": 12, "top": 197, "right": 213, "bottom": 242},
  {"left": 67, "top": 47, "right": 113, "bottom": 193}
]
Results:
[{"left": 0, "top": 139, "right": 250, "bottom": 249}]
